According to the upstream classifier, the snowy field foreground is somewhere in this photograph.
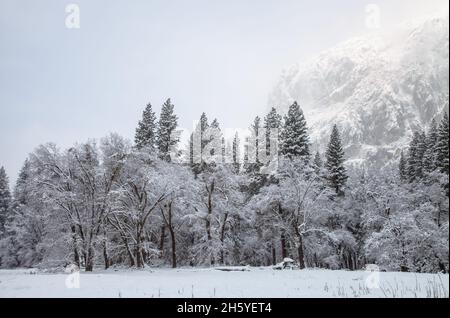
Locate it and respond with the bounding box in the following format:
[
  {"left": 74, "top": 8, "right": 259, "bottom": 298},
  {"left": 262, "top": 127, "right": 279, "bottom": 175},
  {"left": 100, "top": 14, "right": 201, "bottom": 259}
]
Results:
[{"left": 0, "top": 267, "right": 448, "bottom": 298}]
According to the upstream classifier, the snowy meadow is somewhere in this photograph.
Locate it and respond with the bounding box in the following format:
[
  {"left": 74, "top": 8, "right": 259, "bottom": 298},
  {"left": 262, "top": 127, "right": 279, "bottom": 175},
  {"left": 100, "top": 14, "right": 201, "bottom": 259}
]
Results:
[{"left": 0, "top": 267, "right": 448, "bottom": 298}]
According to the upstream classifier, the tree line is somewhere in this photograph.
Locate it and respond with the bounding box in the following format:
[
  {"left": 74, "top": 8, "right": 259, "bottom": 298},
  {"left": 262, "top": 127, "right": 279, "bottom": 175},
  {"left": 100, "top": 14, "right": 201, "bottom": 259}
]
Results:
[{"left": 0, "top": 99, "right": 448, "bottom": 273}]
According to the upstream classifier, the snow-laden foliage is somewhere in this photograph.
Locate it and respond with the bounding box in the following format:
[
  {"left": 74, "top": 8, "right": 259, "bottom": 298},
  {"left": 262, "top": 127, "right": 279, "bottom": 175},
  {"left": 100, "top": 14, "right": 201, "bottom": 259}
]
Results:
[{"left": 0, "top": 102, "right": 447, "bottom": 274}]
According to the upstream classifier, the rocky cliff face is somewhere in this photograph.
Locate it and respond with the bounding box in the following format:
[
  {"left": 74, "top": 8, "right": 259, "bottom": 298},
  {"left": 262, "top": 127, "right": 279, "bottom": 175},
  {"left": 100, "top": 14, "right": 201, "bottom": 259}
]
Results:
[{"left": 269, "top": 14, "right": 449, "bottom": 166}]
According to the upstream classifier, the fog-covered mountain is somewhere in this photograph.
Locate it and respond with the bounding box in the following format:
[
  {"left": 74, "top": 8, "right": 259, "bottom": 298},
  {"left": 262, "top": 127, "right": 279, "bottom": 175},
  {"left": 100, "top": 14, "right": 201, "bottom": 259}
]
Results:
[{"left": 269, "top": 14, "right": 449, "bottom": 166}]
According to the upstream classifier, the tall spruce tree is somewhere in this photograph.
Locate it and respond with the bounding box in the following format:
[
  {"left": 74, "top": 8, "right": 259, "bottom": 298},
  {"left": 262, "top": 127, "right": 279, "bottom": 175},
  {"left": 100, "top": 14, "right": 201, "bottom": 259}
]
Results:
[
  {"left": 156, "top": 99, "right": 179, "bottom": 161},
  {"left": 0, "top": 167, "right": 11, "bottom": 236},
  {"left": 399, "top": 150, "right": 408, "bottom": 182},
  {"left": 190, "top": 113, "right": 209, "bottom": 176},
  {"left": 435, "top": 112, "right": 449, "bottom": 175},
  {"left": 232, "top": 132, "right": 240, "bottom": 173},
  {"left": 422, "top": 120, "right": 439, "bottom": 173},
  {"left": 325, "top": 125, "right": 348, "bottom": 195},
  {"left": 199, "top": 112, "right": 210, "bottom": 156},
  {"left": 209, "top": 118, "right": 225, "bottom": 162},
  {"left": 135, "top": 103, "right": 157, "bottom": 150},
  {"left": 14, "top": 159, "right": 31, "bottom": 205},
  {"left": 280, "top": 101, "right": 310, "bottom": 159},
  {"left": 264, "top": 107, "right": 282, "bottom": 156},
  {"left": 313, "top": 151, "right": 323, "bottom": 175},
  {"left": 245, "top": 116, "right": 263, "bottom": 173},
  {"left": 407, "top": 131, "right": 426, "bottom": 182}
]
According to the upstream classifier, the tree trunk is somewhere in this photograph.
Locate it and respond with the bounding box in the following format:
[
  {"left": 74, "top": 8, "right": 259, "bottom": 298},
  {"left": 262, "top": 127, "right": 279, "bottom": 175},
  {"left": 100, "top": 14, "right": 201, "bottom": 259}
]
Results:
[
  {"left": 135, "top": 227, "right": 144, "bottom": 268},
  {"left": 85, "top": 246, "right": 94, "bottom": 272},
  {"left": 103, "top": 241, "right": 109, "bottom": 270},
  {"left": 280, "top": 233, "right": 287, "bottom": 259},
  {"left": 103, "top": 227, "right": 110, "bottom": 270},
  {"left": 167, "top": 203, "right": 177, "bottom": 269},
  {"left": 272, "top": 245, "right": 276, "bottom": 265},
  {"left": 219, "top": 213, "right": 228, "bottom": 265},
  {"left": 159, "top": 224, "right": 166, "bottom": 257},
  {"left": 169, "top": 227, "right": 177, "bottom": 268},
  {"left": 73, "top": 247, "right": 80, "bottom": 268},
  {"left": 71, "top": 225, "right": 80, "bottom": 267},
  {"left": 297, "top": 235, "right": 305, "bottom": 270},
  {"left": 206, "top": 192, "right": 213, "bottom": 241}
]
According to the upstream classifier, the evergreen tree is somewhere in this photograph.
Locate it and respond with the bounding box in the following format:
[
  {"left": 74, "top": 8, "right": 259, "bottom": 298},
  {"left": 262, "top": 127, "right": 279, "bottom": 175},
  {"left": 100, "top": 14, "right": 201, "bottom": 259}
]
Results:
[
  {"left": 232, "top": 132, "right": 240, "bottom": 173},
  {"left": 210, "top": 118, "right": 220, "bottom": 129},
  {"left": 422, "top": 120, "right": 438, "bottom": 174},
  {"left": 198, "top": 112, "right": 210, "bottom": 155},
  {"left": 264, "top": 107, "right": 282, "bottom": 156},
  {"left": 134, "top": 103, "right": 157, "bottom": 150},
  {"left": 435, "top": 112, "right": 449, "bottom": 175},
  {"left": 0, "top": 167, "right": 11, "bottom": 236},
  {"left": 245, "top": 116, "right": 263, "bottom": 173},
  {"left": 190, "top": 113, "right": 209, "bottom": 176},
  {"left": 280, "top": 102, "right": 310, "bottom": 159},
  {"left": 156, "top": 99, "right": 179, "bottom": 161},
  {"left": 407, "top": 131, "right": 426, "bottom": 182},
  {"left": 325, "top": 125, "right": 348, "bottom": 195},
  {"left": 209, "top": 118, "right": 225, "bottom": 161},
  {"left": 313, "top": 151, "right": 323, "bottom": 175},
  {"left": 399, "top": 150, "right": 408, "bottom": 182}
]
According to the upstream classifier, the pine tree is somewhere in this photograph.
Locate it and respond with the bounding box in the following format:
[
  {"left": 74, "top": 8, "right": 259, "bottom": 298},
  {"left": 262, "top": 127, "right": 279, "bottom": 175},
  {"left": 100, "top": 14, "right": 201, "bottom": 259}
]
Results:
[
  {"left": 407, "top": 131, "right": 426, "bottom": 182},
  {"left": 435, "top": 112, "right": 449, "bottom": 175},
  {"left": 156, "top": 99, "right": 179, "bottom": 161},
  {"left": 264, "top": 107, "right": 282, "bottom": 156},
  {"left": 313, "top": 151, "right": 323, "bottom": 175},
  {"left": 280, "top": 102, "right": 310, "bottom": 159},
  {"left": 245, "top": 116, "right": 263, "bottom": 173},
  {"left": 190, "top": 113, "right": 209, "bottom": 176},
  {"left": 325, "top": 125, "right": 348, "bottom": 195},
  {"left": 0, "top": 167, "right": 11, "bottom": 236},
  {"left": 210, "top": 118, "right": 220, "bottom": 129},
  {"left": 198, "top": 112, "right": 210, "bottom": 155},
  {"left": 417, "top": 132, "right": 427, "bottom": 177},
  {"left": 209, "top": 118, "right": 225, "bottom": 161},
  {"left": 399, "top": 150, "right": 408, "bottom": 182},
  {"left": 232, "top": 132, "right": 240, "bottom": 173},
  {"left": 422, "top": 120, "right": 438, "bottom": 174},
  {"left": 134, "top": 103, "right": 157, "bottom": 150}
]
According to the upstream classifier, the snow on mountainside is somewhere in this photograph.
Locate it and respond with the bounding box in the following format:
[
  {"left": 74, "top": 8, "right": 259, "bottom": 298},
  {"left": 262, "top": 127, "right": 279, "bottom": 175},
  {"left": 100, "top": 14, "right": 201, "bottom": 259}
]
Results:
[{"left": 269, "top": 14, "right": 449, "bottom": 166}]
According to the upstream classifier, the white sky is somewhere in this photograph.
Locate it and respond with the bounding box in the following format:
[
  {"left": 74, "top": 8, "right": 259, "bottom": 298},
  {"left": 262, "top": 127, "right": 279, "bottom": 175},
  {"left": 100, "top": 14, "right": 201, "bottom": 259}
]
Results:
[{"left": 0, "top": 0, "right": 448, "bottom": 183}]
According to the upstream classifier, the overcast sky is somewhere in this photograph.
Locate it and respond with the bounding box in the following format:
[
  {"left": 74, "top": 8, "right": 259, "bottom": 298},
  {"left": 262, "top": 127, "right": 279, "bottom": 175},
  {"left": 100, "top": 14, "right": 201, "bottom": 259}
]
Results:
[{"left": 0, "top": 0, "right": 448, "bottom": 182}]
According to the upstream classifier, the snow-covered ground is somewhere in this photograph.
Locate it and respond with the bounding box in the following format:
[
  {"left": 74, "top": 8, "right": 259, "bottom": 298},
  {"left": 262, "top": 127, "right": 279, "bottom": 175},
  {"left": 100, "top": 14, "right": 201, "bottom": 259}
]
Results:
[{"left": 0, "top": 267, "right": 448, "bottom": 298}]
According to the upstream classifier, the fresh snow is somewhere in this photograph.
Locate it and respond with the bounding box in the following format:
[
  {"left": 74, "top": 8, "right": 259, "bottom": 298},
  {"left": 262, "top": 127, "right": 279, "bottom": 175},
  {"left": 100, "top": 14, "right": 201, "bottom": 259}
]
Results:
[
  {"left": 269, "top": 14, "right": 449, "bottom": 166},
  {"left": 0, "top": 268, "right": 448, "bottom": 298}
]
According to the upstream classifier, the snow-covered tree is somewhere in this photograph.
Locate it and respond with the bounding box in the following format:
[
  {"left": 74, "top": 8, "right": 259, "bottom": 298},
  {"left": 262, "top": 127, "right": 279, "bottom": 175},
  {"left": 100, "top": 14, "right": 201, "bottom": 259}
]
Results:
[
  {"left": 325, "top": 125, "right": 348, "bottom": 196},
  {"left": 190, "top": 112, "right": 209, "bottom": 176},
  {"left": 192, "top": 164, "right": 244, "bottom": 266},
  {"left": 0, "top": 167, "right": 11, "bottom": 236},
  {"left": 252, "top": 157, "right": 334, "bottom": 269},
  {"left": 244, "top": 116, "right": 263, "bottom": 174},
  {"left": 264, "top": 107, "right": 282, "bottom": 156},
  {"left": 135, "top": 103, "right": 157, "bottom": 150},
  {"left": 313, "top": 151, "right": 324, "bottom": 176},
  {"left": 0, "top": 160, "right": 50, "bottom": 268},
  {"left": 399, "top": 150, "right": 408, "bottom": 182},
  {"left": 280, "top": 102, "right": 310, "bottom": 160},
  {"left": 108, "top": 151, "right": 172, "bottom": 268},
  {"left": 157, "top": 98, "right": 179, "bottom": 162},
  {"left": 28, "top": 136, "right": 129, "bottom": 271},
  {"left": 232, "top": 132, "right": 240, "bottom": 173},
  {"left": 422, "top": 120, "right": 438, "bottom": 174},
  {"left": 407, "top": 131, "right": 426, "bottom": 182},
  {"left": 435, "top": 112, "right": 449, "bottom": 176}
]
